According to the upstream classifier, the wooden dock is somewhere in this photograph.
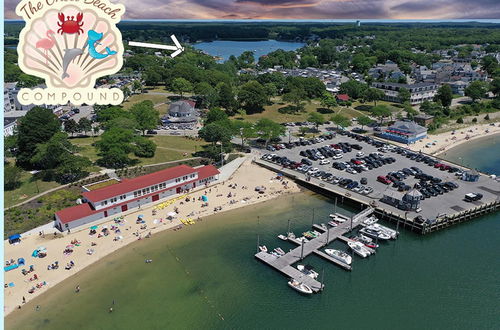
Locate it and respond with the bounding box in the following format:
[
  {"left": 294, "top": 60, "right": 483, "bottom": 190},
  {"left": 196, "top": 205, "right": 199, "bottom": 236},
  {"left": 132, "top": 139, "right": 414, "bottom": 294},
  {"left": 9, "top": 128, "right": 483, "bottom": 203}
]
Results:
[{"left": 254, "top": 208, "right": 374, "bottom": 291}]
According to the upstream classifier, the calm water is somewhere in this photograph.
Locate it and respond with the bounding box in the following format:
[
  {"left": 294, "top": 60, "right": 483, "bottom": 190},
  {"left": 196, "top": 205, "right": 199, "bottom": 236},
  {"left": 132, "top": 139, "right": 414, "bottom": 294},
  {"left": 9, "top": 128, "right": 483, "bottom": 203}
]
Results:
[
  {"left": 192, "top": 40, "right": 305, "bottom": 61},
  {"left": 7, "top": 142, "right": 500, "bottom": 330}
]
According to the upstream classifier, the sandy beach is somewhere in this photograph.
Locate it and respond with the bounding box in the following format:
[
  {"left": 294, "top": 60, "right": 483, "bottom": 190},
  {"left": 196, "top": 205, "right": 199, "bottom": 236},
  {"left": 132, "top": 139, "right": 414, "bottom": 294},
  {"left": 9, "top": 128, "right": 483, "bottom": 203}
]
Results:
[
  {"left": 3, "top": 158, "right": 300, "bottom": 316},
  {"left": 394, "top": 123, "right": 500, "bottom": 156}
]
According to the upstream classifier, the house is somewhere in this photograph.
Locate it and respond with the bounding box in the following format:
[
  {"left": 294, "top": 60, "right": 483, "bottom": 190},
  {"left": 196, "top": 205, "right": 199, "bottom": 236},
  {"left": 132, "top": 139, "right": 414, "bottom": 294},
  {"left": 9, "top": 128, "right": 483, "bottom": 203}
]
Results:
[
  {"left": 413, "top": 114, "right": 434, "bottom": 127},
  {"left": 4, "top": 117, "right": 17, "bottom": 137},
  {"left": 376, "top": 120, "right": 427, "bottom": 144},
  {"left": 336, "top": 94, "right": 350, "bottom": 102},
  {"left": 368, "top": 61, "right": 405, "bottom": 81},
  {"left": 380, "top": 189, "right": 422, "bottom": 211},
  {"left": 165, "top": 100, "right": 198, "bottom": 123},
  {"left": 55, "top": 165, "right": 220, "bottom": 230},
  {"left": 447, "top": 81, "right": 468, "bottom": 96},
  {"left": 371, "top": 82, "right": 438, "bottom": 105},
  {"left": 462, "top": 170, "right": 480, "bottom": 182}
]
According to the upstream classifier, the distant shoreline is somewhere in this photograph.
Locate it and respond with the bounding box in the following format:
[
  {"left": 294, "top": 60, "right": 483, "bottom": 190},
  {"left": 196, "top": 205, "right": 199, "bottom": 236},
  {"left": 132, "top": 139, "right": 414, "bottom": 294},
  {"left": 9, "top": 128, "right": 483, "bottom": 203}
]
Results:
[{"left": 437, "top": 131, "right": 500, "bottom": 157}]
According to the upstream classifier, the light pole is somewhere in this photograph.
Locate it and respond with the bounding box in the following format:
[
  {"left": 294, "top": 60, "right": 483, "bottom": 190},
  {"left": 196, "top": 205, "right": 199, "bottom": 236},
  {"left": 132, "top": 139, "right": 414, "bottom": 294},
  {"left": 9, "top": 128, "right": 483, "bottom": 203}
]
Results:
[{"left": 240, "top": 127, "right": 244, "bottom": 148}]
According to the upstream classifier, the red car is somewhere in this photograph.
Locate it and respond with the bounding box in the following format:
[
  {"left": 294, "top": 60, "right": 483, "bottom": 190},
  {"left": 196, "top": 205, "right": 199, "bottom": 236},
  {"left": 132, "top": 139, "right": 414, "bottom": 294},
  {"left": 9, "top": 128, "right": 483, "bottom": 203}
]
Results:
[
  {"left": 331, "top": 144, "right": 341, "bottom": 149},
  {"left": 434, "top": 163, "right": 444, "bottom": 168},
  {"left": 377, "top": 175, "right": 392, "bottom": 184}
]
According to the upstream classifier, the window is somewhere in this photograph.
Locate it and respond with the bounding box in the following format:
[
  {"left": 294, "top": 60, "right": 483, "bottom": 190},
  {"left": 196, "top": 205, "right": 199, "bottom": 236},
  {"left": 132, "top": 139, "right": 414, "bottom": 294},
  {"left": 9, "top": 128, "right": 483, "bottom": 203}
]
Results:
[{"left": 134, "top": 192, "right": 138, "bottom": 197}]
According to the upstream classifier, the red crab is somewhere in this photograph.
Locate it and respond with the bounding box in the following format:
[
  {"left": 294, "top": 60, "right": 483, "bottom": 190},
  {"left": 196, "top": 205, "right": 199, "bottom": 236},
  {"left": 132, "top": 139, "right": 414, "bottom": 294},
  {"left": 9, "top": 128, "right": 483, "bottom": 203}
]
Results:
[{"left": 57, "top": 12, "right": 84, "bottom": 35}]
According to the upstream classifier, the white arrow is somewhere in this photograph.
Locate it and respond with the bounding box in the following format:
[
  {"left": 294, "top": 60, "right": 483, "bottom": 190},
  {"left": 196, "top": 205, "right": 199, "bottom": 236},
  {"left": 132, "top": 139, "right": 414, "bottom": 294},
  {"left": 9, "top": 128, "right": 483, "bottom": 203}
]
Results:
[{"left": 128, "top": 35, "right": 184, "bottom": 58}]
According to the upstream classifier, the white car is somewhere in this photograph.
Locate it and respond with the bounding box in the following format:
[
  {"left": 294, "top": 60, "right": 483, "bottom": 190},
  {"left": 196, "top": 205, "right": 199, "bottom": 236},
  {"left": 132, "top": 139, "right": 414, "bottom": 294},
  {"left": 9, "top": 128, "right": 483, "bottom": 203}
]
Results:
[
  {"left": 362, "top": 187, "right": 373, "bottom": 195},
  {"left": 346, "top": 168, "right": 357, "bottom": 174},
  {"left": 307, "top": 168, "right": 319, "bottom": 175},
  {"left": 356, "top": 152, "right": 364, "bottom": 158},
  {"left": 319, "top": 159, "right": 330, "bottom": 165},
  {"left": 333, "top": 154, "right": 343, "bottom": 159}
]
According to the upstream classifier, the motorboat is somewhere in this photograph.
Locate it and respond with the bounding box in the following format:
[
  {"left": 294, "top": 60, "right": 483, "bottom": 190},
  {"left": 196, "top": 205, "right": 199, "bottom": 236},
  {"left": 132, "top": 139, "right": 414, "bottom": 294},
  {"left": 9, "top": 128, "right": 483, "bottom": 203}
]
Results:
[
  {"left": 259, "top": 245, "right": 267, "bottom": 252},
  {"left": 370, "top": 223, "right": 398, "bottom": 239},
  {"left": 274, "top": 247, "right": 286, "bottom": 256},
  {"left": 288, "top": 279, "right": 313, "bottom": 295},
  {"left": 312, "top": 230, "right": 322, "bottom": 237},
  {"left": 354, "top": 235, "right": 379, "bottom": 249},
  {"left": 329, "top": 214, "right": 348, "bottom": 223},
  {"left": 296, "top": 236, "right": 309, "bottom": 243},
  {"left": 347, "top": 241, "right": 371, "bottom": 258},
  {"left": 297, "top": 264, "right": 319, "bottom": 279},
  {"left": 325, "top": 249, "right": 352, "bottom": 265},
  {"left": 360, "top": 227, "right": 391, "bottom": 240},
  {"left": 303, "top": 231, "right": 318, "bottom": 239},
  {"left": 328, "top": 221, "right": 338, "bottom": 227},
  {"left": 287, "top": 232, "right": 296, "bottom": 240},
  {"left": 270, "top": 251, "right": 281, "bottom": 258},
  {"left": 363, "top": 216, "right": 378, "bottom": 226},
  {"left": 278, "top": 234, "right": 288, "bottom": 241}
]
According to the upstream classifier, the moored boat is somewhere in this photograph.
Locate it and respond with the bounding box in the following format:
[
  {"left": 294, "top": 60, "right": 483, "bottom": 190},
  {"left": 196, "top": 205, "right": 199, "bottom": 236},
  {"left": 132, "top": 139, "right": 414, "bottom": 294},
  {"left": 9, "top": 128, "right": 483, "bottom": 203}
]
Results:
[
  {"left": 328, "top": 221, "right": 338, "bottom": 227},
  {"left": 325, "top": 249, "right": 352, "bottom": 265},
  {"left": 369, "top": 223, "right": 398, "bottom": 239},
  {"left": 297, "top": 264, "right": 319, "bottom": 279},
  {"left": 288, "top": 279, "right": 313, "bottom": 295},
  {"left": 360, "top": 227, "right": 391, "bottom": 240},
  {"left": 274, "top": 247, "right": 286, "bottom": 256},
  {"left": 347, "top": 241, "right": 371, "bottom": 258},
  {"left": 259, "top": 245, "right": 267, "bottom": 252},
  {"left": 278, "top": 234, "right": 287, "bottom": 241}
]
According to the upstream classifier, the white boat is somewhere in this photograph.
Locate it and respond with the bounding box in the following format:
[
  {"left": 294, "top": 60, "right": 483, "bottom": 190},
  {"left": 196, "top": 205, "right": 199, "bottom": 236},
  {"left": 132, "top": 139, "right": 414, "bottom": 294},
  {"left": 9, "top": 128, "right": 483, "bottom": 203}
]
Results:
[
  {"left": 370, "top": 223, "right": 398, "bottom": 239},
  {"left": 287, "top": 279, "right": 313, "bottom": 295},
  {"left": 363, "top": 216, "right": 378, "bottom": 226},
  {"left": 297, "top": 265, "right": 319, "bottom": 279},
  {"left": 297, "top": 236, "right": 309, "bottom": 243},
  {"left": 325, "top": 249, "right": 352, "bottom": 265},
  {"left": 311, "top": 230, "right": 322, "bottom": 237},
  {"left": 329, "top": 214, "right": 347, "bottom": 223},
  {"left": 278, "top": 234, "right": 288, "bottom": 241},
  {"left": 328, "top": 221, "right": 338, "bottom": 227},
  {"left": 274, "top": 247, "right": 286, "bottom": 256},
  {"left": 259, "top": 245, "right": 267, "bottom": 252},
  {"left": 347, "top": 241, "right": 371, "bottom": 258},
  {"left": 359, "top": 234, "right": 373, "bottom": 243},
  {"left": 287, "top": 232, "right": 296, "bottom": 240},
  {"left": 270, "top": 251, "right": 281, "bottom": 257},
  {"left": 360, "top": 227, "right": 391, "bottom": 240}
]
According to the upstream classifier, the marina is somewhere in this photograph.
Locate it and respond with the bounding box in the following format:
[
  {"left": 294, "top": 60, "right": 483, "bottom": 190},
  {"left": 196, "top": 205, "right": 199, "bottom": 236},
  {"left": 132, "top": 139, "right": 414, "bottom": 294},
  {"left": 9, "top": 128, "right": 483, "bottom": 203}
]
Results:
[
  {"left": 255, "top": 208, "right": 376, "bottom": 292},
  {"left": 255, "top": 131, "right": 500, "bottom": 235}
]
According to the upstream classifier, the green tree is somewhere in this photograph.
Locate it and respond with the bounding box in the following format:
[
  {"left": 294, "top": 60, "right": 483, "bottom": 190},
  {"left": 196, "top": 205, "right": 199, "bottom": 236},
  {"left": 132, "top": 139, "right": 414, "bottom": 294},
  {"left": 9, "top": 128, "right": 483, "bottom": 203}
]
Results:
[
  {"left": 64, "top": 119, "right": 80, "bottom": 136},
  {"left": 404, "top": 103, "right": 419, "bottom": 119},
  {"left": 465, "top": 81, "right": 489, "bottom": 102},
  {"left": 363, "top": 88, "right": 385, "bottom": 106},
  {"left": 299, "top": 126, "right": 309, "bottom": 136},
  {"left": 489, "top": 77, "right": 500, "bottom": 96},
  {"left": 143, "top": 69, "right": 161, "bottom": 86},
  {"left": 216, "top": 82, "right": 237, "bottom": 113},
  {"left": 171, "top": 77, "right": 193, "bottom": 97},
  {"left": 130, "top": 100, "right": 159, "bottom": 135},
  {"left": 398, "top": 87, "right": 411, "bottom": 104},
  {"left": 31, "top": 132, "right": 78, "bottom": 170},
  {"left": 205, "top": 108, "right": 230, "bottom": 126},
  {"left": 232, "top": 120, "right": 256, "bottom": 147},
  {"left": 198, "top": 123, "right": 233, "bottom": 145},
  {"left": 308, "top": 112, "right": 325, "bottom": 130},
  {"left": 195, "top": 82, "right": 217, "bottom": 108},
  {"left": 282, "top": 88, "right": 306, "bottom": 111},
  {"left": 339, "top": 80, "right": 368, "bottom": 99},
  {"left": 96, "top": 106, "right": 131, "bottom": 124},
  {"left": 371, "top": 105, "right": 392, "bottom": 124},
  {"left": 4, "top": 165, "right": 23, "bottom": 190},
  {"left": 96, "top": 127, "right": 135, "bottom": 168},
  {"left": 434, "top": 84, "right": 453, "bottom": 107},
  {"left": 134, "top": 137, "right": 157, "bottom": 158},
  {"left": 320, "top": 92, "right": 337, "bottom": 111},
  {"left": 16, "top": 107, "right": 61, "bottom": 169},
  {"left": 78, "top": 118, "right": 92, "bottom": 136},
  {"left": 121, "top": 86, "right": 131, "bottom": 99},
  {"left": 263, "top": 83, "right": 278, "bottom": 98},
  {"left": 481, "top": 55, "right": 498, "bottom": 75},
  {"left": 132, "top": 80, "right": 143, "bottom": 93},
  {"left": 356, "top": 115, "right": 374, "bottom": 129},
  {"left": 16, "top": 73, "right": 42, "bottom": 88},
  {"left": 97, "top": 146, "right": 132, "bottom": 169},
  {"left": 330, "top": 114, "right": 351, "bottom": 129},
  {"left": 238, "top": 51, "right": 255, "bottom": 68},
  {"left": 238, "top": 80, "right": 268, "bottom": 113},
  {"left": 254, "top": 118, "right": 285, "bottom": 147},
  {"left": 51, "top": 154, "right": 91, "bottom": 183}
]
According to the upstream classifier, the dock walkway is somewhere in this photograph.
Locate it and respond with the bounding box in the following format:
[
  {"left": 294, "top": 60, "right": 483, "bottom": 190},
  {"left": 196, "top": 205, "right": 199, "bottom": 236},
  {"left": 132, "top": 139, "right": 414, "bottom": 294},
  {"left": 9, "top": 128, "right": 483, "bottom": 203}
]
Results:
[{"left": 254, "top": 208, "right": 374, "bottom": 292}]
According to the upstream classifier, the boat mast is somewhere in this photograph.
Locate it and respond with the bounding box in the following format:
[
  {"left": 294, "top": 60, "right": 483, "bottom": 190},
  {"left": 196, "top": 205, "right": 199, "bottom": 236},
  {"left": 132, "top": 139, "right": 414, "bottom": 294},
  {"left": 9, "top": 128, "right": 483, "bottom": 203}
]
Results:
[
  {"left": 321, "top": 268, "right": 325, "bottom": 291},
  {"left": 287, "top": 219, "right": 291, "bottom": 235},
  {"left": 257, "top": 234, "right": 260, "bottom": 253}
]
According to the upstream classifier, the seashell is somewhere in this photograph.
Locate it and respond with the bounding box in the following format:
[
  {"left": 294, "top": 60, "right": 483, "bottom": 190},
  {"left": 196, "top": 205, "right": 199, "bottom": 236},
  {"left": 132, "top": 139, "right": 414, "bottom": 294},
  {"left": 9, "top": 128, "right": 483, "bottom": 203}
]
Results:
[{"left": 19, "top": 5, "right": 123, "bottom": 90}]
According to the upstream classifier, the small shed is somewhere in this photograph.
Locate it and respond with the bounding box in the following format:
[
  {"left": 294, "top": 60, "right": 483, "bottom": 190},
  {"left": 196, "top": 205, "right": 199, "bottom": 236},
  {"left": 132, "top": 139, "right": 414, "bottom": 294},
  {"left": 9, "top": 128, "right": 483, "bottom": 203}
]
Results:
[
  {"left": 402, "top": 189, "right": 422, "bottom": 210},
  {"left": 462, "top": 169, "right": 480, "bottom": 182}
]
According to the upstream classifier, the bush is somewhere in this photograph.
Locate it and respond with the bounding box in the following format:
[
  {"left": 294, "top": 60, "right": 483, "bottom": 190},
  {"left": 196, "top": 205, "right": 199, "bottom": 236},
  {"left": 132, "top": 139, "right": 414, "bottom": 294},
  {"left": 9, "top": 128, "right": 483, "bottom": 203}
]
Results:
[
  {"left": 472, "top": 117, "right": 478, "bottom": 123},
  {"left": 456, "top": 117, "right": 464, "bottom": 124},
  {"left": 484, "top": 114, "right": 490, "bottom": 120},
  {"left": 134, "top": 138, "right": 157, "bottom": 158}
]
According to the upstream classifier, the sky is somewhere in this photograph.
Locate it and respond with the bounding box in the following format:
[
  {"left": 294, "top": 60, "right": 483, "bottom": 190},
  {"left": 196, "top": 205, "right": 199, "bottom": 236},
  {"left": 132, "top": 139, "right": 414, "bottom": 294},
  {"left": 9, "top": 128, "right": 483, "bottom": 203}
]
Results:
[{"left": 5, "top": 0, "right": 500, "bottom": 20}]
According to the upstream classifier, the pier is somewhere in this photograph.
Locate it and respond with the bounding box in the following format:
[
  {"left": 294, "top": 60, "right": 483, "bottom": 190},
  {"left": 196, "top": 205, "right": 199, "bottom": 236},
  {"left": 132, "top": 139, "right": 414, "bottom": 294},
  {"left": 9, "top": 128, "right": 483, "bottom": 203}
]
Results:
[
  {"left": 256, "top": 159, "right": 499, "bottom": 235},
  {"left": 254, "top": 208, "right": 374, "bottom": 292}
]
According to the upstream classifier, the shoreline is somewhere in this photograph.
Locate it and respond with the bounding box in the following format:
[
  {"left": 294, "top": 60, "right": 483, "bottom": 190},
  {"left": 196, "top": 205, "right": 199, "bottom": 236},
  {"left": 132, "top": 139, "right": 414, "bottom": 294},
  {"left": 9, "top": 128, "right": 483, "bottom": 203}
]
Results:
[
  {"left": 436, "top": 131, "right": 500, "bottom": 157},
  {"left": 3, "top": 158, "right": 301, "bottom": 317},
  {"left": 400, "top": 123, "right": 500, "bottom": 157}
]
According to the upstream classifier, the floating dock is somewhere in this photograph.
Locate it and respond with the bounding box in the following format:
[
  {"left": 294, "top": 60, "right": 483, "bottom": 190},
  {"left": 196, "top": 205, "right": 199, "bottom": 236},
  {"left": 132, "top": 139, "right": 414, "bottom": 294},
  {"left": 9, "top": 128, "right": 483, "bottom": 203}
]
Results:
[{"left": 255, "top": 208, "right": 374, "bottom": 291}]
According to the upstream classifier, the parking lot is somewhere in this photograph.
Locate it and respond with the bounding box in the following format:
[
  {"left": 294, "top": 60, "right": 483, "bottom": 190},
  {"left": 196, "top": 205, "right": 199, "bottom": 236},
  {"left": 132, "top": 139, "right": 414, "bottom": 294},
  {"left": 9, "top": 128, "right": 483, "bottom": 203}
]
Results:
[{"left": 260, "top": 129, "right": 499, "bottom": 223}]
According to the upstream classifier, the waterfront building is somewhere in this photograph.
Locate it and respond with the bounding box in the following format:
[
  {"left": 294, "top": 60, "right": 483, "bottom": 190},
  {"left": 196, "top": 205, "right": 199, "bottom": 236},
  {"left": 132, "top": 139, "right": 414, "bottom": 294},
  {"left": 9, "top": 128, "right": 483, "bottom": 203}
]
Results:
[
  {"left": 462, "top": 169, "right": 480, "bottom": 182},
  {"left": 413, "top": 114, "right": 434, "bottom": 127},
  {"left": 165, "top": 100, "right": 198, "bottom": 123},
  {"left": 377, "top": 120, "right": 427, "bottom": 144},
  {"left": 55, "top": 164, "right": 219, "bottom": 230},
  {"left": 371, "top": 82, "right": 438, "bottom": 105}
]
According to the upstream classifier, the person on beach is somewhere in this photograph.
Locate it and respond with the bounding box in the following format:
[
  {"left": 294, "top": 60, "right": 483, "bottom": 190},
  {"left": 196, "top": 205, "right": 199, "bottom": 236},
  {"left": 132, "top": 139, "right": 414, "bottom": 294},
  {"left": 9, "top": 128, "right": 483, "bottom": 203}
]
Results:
[
  {"left": 22, "top": 296, "right": 26, "bottom": 304},
  {"left": 75, "top": 285, "right": 80, "bottom": 293},
  {"left": 109, "top": 307, "right": 113, "bottom": 313}
]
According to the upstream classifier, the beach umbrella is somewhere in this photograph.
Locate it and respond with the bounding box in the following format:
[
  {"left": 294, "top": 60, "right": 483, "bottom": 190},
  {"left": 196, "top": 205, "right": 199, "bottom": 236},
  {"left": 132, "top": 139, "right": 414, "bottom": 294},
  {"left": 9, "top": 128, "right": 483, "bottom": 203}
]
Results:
[
  {"left": 153, "top": 219, "right": 158, "bottom": 224},
  {"left": 138, "top": 214, "right": 144, "bottom": 218},
  {"left": 37, "top": 246, "right": 47, "bottom": 252},
  {"left": 90, "top": 225, "right": 98, "bottom": 230},
  {"left": 66, "top": 244, "right": 74, "bottom": 249},
  {"left": 167, "top": 212, "right": 176, "bottom": 217},
  {"left": 202, "top": 195, "right": 208, "bottom": 202}
]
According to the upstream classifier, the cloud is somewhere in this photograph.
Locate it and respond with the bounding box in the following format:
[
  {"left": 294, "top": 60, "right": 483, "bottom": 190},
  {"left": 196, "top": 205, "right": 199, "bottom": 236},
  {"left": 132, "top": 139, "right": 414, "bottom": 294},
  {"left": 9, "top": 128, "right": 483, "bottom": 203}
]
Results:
[
  {"left": 235, "top": 0, "right": 321, "bottom": 8},
  {"left": 3, "top": 0, "right": 500, "bottom": 19}
]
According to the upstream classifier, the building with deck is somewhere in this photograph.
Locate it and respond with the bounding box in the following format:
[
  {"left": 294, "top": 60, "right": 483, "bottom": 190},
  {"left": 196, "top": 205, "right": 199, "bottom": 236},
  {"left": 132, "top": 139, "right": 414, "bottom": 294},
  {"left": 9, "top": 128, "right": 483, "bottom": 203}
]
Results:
[
  {"left": 372, "top": 82, "right": 438, "bottom": 105},
  {"left": 55, "top": 164, "right": 219, "bottom": 230},
  {"left": 377, "top": 120, "right": 427, "bottom": 144}
]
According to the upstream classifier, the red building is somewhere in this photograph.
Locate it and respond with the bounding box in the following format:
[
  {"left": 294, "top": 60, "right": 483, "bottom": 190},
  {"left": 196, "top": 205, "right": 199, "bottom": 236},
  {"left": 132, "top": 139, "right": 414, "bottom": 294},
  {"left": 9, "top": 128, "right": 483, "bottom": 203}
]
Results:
[
  {"left": 55, "top": 164, "right": 219, "bottom": 230},
  {"left": 336, "top": 94, "right": 350, "bottom": 102}
]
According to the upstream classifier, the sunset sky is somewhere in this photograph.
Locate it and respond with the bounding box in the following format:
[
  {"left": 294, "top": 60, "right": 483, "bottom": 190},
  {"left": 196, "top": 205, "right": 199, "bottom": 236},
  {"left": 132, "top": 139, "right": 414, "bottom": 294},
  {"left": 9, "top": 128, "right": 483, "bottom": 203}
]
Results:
[{"left": 5, "top": 0, "right": 500, "bottom": 20}]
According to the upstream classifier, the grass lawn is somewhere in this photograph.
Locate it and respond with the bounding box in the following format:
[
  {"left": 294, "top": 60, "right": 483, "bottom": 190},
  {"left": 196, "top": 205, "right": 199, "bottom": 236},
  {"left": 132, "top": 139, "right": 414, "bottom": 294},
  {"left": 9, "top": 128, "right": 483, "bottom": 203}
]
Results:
[
  {"left": 149, "top": 135, "right": 207, "bottom": 152},
  {"left": 4, "top": 172, "right": 61, "bottom": 208},
  {"left": 122, "top": 94, "right": 167, "bottom": 110}
]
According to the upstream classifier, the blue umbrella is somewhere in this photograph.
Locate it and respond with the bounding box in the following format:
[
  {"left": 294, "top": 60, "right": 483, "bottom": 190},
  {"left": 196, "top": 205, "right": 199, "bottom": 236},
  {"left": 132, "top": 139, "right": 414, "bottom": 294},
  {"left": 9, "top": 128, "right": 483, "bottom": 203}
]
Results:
[{"left": 202, "top": 195, "right": 208, "bottom": 202}]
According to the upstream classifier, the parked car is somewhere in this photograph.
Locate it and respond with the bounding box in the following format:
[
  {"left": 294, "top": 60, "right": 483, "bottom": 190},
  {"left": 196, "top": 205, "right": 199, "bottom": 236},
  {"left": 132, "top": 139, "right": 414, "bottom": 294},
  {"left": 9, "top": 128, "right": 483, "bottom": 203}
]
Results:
[
  {"left": 465, "top": 193, "right": 483, "bottom": 202},
  {"left": 377, "top": 176, "right": 392, "bottom": 185}
]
